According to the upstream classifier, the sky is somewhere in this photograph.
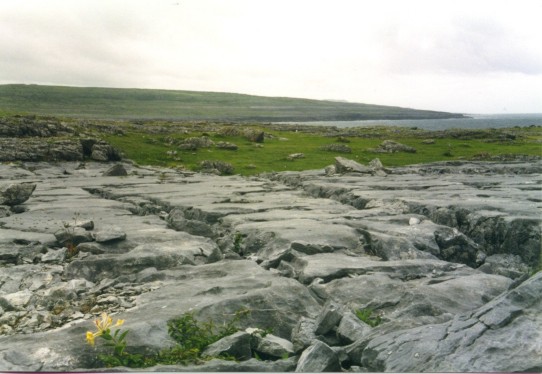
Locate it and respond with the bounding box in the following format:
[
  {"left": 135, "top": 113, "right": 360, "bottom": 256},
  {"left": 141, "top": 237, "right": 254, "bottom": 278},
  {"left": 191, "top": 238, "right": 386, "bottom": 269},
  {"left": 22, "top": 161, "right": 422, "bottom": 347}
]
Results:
[{"left": 0, "top": 0, "right": 541, "bottom": 114}]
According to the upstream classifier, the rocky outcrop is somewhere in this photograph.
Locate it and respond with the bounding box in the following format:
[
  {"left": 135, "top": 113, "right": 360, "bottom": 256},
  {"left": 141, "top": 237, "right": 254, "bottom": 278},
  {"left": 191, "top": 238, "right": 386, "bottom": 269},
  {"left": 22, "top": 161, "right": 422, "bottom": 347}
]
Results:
[
  {"left": 0, "top": 159, "right": 540, "bottom": 372},
  {"left": 350, "top": 272, "right": 542, "bottom": 372},
  {"left": 0, "top": 116, "right": 121, "bottom": 162},
  {"left": 372, "top": 139, "right": 417, "bottom": 153}
]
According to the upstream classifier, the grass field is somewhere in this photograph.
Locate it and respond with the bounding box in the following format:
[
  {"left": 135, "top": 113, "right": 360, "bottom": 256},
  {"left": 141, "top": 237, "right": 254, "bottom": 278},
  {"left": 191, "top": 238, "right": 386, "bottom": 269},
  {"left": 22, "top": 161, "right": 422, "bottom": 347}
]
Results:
[
  {"left": 0, "top": 83, "right": 539, "bottom": 175},
  {"left": 99, "top": 121, "right": 542, "bottom": 176},
  {"left": 0, "top": 84, "right": 466, "bottom": 121}
]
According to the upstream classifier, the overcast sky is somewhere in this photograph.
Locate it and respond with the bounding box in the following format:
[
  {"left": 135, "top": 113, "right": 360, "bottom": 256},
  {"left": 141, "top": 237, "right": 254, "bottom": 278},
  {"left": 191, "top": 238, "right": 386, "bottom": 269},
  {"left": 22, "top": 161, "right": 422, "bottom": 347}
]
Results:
[{"left": 1, "top": 0, "right": 541, "bottom": 114}]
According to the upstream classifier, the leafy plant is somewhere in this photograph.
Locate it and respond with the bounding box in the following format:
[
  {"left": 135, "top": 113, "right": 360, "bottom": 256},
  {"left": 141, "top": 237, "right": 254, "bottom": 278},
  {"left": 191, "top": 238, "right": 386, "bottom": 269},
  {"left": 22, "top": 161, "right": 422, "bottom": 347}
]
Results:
[
  {"left": 159, "top": 309, "right": 250, "bottom": 364},
  {"left": 233, "top": 231, "right": 244, "bottom": 255},
  {"left": 87, "top": 309, "right": 251, "bottom": 368},
  {"left": 85, "top": 312, "right": 145, "bottom": 367},
  {"left": 355, "top": 308, "right": 382, "bottom": 327}
]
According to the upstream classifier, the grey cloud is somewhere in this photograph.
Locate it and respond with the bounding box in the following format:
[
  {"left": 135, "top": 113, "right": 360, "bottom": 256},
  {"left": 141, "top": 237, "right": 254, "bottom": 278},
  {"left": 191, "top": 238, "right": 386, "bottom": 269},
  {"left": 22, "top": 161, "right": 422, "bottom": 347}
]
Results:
[{"left": 380, "top": 17, "right": 542, "bottom": 76}]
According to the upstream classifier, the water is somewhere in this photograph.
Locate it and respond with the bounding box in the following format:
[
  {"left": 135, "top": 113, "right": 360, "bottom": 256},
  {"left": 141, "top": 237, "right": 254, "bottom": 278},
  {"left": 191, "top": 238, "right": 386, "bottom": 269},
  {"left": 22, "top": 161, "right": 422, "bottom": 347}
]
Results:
[{"left": 277, "top": 113, "right": 542, "bottom": 130}]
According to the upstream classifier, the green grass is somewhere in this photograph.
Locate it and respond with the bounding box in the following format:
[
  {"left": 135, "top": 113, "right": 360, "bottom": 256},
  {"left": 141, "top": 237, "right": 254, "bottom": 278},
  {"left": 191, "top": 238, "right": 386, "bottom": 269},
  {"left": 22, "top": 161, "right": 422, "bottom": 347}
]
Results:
[
  {"left": 101, "top": 123, "right": 542, "bottom": 176},
  {"left": 0, "top": 84, "right": 465, "bottom": 121},
  {"left": 355, "top": 308, "right": 382, "bottom": 327}
]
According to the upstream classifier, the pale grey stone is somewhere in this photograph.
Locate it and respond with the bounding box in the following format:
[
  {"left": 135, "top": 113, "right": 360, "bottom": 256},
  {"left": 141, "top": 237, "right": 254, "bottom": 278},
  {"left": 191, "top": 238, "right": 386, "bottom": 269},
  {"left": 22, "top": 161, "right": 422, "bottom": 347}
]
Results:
[
  {"left": 202, "top": 331, "right": 252, "bottom": 361},
  {"left": 0, "top": 183, "right": 36, "bottom": 205},
  {"left": 93, "top": 227, "right": 127, "bottom": 243},
  {"left": 0, "top": 290, "right": 33, "bottom": 311},
  {"left": 253, "top": 333, "right": 294, "bottom": 358},
  {"left": 295, "top": 340, "right": 341, "bottom": 372}
]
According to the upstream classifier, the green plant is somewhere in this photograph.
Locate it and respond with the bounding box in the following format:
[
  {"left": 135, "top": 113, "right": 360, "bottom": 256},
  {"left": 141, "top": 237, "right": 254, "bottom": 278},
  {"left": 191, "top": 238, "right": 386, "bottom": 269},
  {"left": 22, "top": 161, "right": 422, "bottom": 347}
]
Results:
[
  {"left": 233, "top": 231, "right": 244, "bottom": 255},
  {"left": 355, "top": 308, "right": 382, "bottom": 327},
  {"left": 160, "top": 308, "right": 250, "bottom": 364},
  {"left": 85, "top": 312, "right": 144, "bottom": 367},
  {"left": 62, "top": 212, "right": 80, "bottom": 258},
  {"left": 86, "top": 309, "right": 250, "bottom": 368}
]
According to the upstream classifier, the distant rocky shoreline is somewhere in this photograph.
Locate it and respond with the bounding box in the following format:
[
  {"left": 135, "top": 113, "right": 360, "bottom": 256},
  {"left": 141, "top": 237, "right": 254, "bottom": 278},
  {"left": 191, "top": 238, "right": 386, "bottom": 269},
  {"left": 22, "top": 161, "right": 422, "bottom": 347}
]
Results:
[{"left": 0, "top": 116, "right": 541, "bottom": 372}]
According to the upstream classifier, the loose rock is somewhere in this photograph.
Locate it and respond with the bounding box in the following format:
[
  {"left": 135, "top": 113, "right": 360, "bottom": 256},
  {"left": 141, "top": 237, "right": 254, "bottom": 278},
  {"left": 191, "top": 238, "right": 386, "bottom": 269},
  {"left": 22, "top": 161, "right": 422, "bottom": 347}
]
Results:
[{"left": 0, "top": 183, "right": 36, "bottom": 206}]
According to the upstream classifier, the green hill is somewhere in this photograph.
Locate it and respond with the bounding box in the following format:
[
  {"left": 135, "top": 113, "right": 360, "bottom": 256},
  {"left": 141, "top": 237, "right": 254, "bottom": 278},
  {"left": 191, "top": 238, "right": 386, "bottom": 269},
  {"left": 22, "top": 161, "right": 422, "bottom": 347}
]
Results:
[{"left": 0, "top": 84, "right": 465, "bottom": 121}]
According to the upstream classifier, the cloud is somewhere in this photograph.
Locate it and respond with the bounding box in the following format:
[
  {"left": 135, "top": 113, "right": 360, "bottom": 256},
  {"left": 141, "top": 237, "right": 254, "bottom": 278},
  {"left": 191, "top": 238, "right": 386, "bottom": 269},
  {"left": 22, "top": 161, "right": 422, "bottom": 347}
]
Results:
[
  {"left": 0, "top": 0, "right": 541, "bottom": 113},
  {"left": 375, "top": 8, "right": 542, "bottom": 76}
]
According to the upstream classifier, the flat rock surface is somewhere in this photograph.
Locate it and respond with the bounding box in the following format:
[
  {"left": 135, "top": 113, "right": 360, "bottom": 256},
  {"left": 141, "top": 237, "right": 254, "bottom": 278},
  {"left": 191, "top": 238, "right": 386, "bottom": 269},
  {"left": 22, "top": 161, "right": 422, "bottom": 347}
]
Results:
[{"left": 0, "top": 160, "right": 540, "bottom": 372}]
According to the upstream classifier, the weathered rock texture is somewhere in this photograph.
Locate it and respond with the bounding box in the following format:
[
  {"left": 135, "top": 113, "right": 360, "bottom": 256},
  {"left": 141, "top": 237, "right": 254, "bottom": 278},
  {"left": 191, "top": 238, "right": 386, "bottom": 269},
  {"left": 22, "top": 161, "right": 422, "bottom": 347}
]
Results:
[
  {"left": 0, "top": 159, "right": 540, "bottom": 372},
  {"left": 0, "top": 116, "right": 121, "bottom": 162}
]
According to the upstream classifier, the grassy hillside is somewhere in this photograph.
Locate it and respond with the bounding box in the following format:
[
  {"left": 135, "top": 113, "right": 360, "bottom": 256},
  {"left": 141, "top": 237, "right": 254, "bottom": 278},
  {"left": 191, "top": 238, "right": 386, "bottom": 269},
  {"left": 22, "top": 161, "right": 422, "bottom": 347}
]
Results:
[{"left": 0, "top": 84, "right": 465, "bottom": 121}]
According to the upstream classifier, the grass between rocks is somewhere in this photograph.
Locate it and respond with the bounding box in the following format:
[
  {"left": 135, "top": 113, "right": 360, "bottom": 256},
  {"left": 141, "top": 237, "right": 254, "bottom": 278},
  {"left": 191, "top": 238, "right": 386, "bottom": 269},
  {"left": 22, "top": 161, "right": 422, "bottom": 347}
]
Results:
[
  {"left": 100, "top": 121, "right": 542, "bottom": 176},
  {"left": 94, "top": 310, "right": 250, "bottom": 368}
]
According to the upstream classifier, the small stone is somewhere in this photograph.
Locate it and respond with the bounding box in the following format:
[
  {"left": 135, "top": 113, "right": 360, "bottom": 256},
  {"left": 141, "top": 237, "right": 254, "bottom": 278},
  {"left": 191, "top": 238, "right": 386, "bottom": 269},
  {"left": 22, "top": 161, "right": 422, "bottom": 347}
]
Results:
[
  {"left": 75, "top": 220, "right": 94, "bottom": 230},
  {"left": 0, "top": 290, "right": 33, "bottom": 311},
  {"left": 93, "top": 227, "right": 126, "bottom": 243},
  {"left": 97, "top": 295, "right": 119, "bottom": 305},
  {"left": 253, "top": 333, "right": 295, "bottom": 358},
  {"left": 54, "top": 227, "right": 93, "bottom": 246},
  {"left": 287, "top": 153, "right": 305, "bottom": 161},
  {"left": 103, "top": 164, "right": 128, "bottom": 176},
  {"left": 409, "top": 217, "right": 421, "bottom": 225},
  {"left": 41, "top": 248, "right": 67, "bottom": 263}
]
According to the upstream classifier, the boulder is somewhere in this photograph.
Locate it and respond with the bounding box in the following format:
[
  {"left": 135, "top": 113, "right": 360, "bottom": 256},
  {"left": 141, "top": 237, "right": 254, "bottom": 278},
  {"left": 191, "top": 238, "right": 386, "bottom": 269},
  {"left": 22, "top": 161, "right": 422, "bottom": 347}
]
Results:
[
  {"left": 179, "top": 136, "right": 214, "bottom": 150},
  {"left": 0, "top": 183, "right": 36, "bottom": 206},
  {"left": 90, "top": 143, "right": 121, "bottom": 161},
  {"left": 93, "top": 227, "right": 127, "bottom": 243},
  {"left": 373, "top": 140, "right": 416, "bottom": 153},
  {"left": 244, "top": 130, "right": 265, "bottom": 143},
  {"left": 252, "top": 333, "right": 295, "bottom": 359},
  {"left": 54, "top": 227, "right": 94, "bottom": 246},
  {"left": 202, "top": 331, "right": 252, "bottom": 361},
  {"left": 336, "top": 311, "right": 372, "bottom": 343},
  {"left": 199, "top": 160, "right": 234, "bottom": 175},
  {"left": 102, "top": 163, "right": 128, "bottom": 176},
  {"left": 291, "top": 317, "right": 317, "bottom": 353},
  {"left": 215, "top": 141, "right": 238, "bottom": 150},
  {"left": 334, "top": 157, "right": 372, "bottom": 174},
  {"left": 295, "top": 340, "right": 341, "bottom": 372},
  {"left": 314, "top": 300, "right": 344, "bottom": 335}
]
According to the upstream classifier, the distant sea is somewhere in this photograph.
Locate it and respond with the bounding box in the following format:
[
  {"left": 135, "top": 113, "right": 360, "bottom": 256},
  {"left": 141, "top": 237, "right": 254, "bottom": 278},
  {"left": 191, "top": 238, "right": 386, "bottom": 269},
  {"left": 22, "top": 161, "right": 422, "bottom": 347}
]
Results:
[{"left": 277, "top": 113, "right": 542, "bottom": 131}]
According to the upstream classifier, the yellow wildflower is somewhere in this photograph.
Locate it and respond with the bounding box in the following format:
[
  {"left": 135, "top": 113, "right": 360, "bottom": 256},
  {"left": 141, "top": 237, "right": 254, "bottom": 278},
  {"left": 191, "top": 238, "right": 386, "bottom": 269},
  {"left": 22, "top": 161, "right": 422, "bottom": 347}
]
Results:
[
  {"left": 85, "top": 312, "right": 125, "bottom": 346},
  {"left": 86, "top": 331, "right": 96, "bottom": 346},
  {"left": 94, "top": 312, "right": 113, "bottom": 332}
]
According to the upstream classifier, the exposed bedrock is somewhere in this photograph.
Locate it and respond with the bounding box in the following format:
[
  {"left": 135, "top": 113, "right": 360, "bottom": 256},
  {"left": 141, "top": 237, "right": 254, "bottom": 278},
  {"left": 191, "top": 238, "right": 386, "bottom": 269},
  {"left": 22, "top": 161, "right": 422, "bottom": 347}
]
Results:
[
  {"left": 270, "top": 160, "right": 542, "bottom": 270},
  {"left": 0, "top": 160, "right": 540, "bottom": 372},
  {"left": 0, "top": 117, "right": 121, "bottom": 162}
]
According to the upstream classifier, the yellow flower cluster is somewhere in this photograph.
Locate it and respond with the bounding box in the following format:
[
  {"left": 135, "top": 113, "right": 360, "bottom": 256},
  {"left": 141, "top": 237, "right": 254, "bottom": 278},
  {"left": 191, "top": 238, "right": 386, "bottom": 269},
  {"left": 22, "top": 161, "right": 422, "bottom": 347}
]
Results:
[{"left": 86, "top": 312, "right": 125, "bottom": 346}]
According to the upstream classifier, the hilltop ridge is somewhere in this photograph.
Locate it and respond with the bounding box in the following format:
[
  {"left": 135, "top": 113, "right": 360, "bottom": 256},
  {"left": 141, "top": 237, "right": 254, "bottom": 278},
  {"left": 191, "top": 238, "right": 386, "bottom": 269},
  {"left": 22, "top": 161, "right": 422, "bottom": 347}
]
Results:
[{"left": 0, "top": 84, "right": 465, "bottom": 121}]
